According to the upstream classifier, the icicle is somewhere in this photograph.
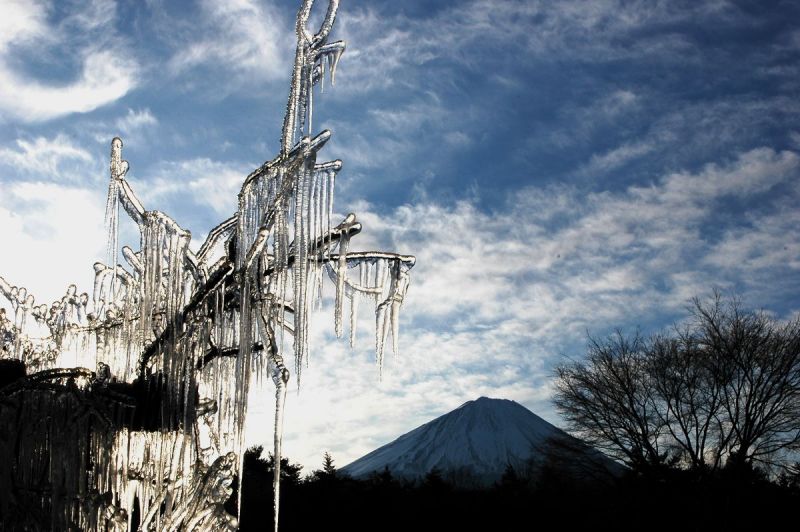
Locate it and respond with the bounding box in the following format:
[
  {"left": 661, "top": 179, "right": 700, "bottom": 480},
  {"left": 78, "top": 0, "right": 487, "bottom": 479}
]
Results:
[
  {"left": 106, "top": 138, "right": 125, "bottom": 296},
  {"left": 375, "top": 260, "right": 405, "bottom": 364},
  {"left": 375, "top": 296, "right": 389, "bottom": 367},
  {"left": 328, "top": 48, "right": 340, "bottom": 85},
  {"left": 349, "top": 293, "right": 358, "bottom": 347},
  {"left": 105, "top": 179, "right": 119, "bottom": 285},
  {"left": 307, "top": 63, "right": 314, "bottom": 137},
  {"left": 319, "top": 52, "right": 326, "bottom": 93},
  {"left": 326, "top": 170, "right": 334, "bottom": 256},
  {"left": 293, "top": 167, "right": 308, "bottom": 383},
  {"left": 272, "top": 361, "right": 289, "bottom": 532},
  {"left": 319, "top": 171, "right": 328, "bottom": 252},
  {"left": 316, "top": 171, "right": 327, "bottom": 302},
  {"left": 334, "top": 232, "right": 349, "bottom": 337}
]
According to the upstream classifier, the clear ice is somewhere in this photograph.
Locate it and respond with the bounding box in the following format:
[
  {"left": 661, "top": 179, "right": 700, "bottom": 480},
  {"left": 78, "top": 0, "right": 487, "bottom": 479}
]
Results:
[{"left": 0, "top": 1, "right": 415, "bottom": 530}]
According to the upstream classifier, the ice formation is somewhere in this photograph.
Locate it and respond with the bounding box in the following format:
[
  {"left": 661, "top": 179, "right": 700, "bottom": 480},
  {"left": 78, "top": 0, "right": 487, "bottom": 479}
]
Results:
[{"left": 0, "top": 1, "right": 414, "bottom": 530}]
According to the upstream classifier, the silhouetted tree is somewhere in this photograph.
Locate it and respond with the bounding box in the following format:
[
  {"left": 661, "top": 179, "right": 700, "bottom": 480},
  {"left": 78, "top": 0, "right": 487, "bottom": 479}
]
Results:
[
  {"left": 692, "top": 293, "right": 800, "bottom": 472},
  {"left": 554, "top": 292, "right": 800, "bottom": 478},
  {"left": 778, "top": 462, "right": 800, "bottom": 492},
  {"left": 442, "top": 466, "right": 482, "bottom": 488},
  {"left": 500, "top": 464, "right": 518, "bottom": 484},
  {"left": 265, "top": 453, "right": 304, "bottom": 485},
  {"left": 554, "top": 331, "right": 669, "bottom": 474},
  {"left": 647, "top": 329, "right": 729, "bottom": 473},
  {"left": 307, "top": 451, "right": 338, "bottom": 483},
  {"left": 369, "top": 466, "right": 396, "bottom": 487},
  {"left": 237, "top": 446, "right": 304, "bottom": 531},
  {"left": 322, "top": 451, "right": 336, "bottom": 476}
]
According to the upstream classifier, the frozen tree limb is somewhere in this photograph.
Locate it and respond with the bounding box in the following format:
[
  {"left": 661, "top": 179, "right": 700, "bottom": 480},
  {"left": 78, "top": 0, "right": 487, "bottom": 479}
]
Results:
[{"left": 0, "top": 2, "right": 414, "bottom": 530}]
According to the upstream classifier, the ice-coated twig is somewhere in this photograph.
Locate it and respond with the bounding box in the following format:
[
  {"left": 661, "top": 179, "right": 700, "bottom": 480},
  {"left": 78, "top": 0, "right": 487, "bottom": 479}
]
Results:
[
  {"left": 121, "top": 246, "right": 143, "bottom": 273},
  {"left": 197, "top": 215, "right": 238, "bottom": 263}
]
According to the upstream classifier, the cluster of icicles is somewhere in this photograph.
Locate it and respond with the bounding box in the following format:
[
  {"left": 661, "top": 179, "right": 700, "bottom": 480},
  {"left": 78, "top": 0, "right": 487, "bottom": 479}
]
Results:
[{"left": 0, "top": 1, "right": 414, "bottom": 530}]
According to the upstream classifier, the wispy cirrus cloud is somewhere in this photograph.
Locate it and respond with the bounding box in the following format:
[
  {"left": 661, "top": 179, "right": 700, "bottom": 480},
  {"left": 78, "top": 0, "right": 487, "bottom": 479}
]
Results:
[
  {"left": 115, "top": 108, "right": 157, "bottom": 134},
  {"left": 134, "top": 157, "right": 253, "bottom": 225},
  {"left": 0, "top": 0, "right": 138, "bottom": 123},
  {"left": 334, "top": 0, "right": 738, "bottom": 93},
  {"left": 0, "top": 133, "right": 95, "bottom": 179},
  {"left": 580, "top": 140, "right": 655, "bottom": 175},
  {"left": 166, "top": 0, "right": 290, "bottom": 89}
]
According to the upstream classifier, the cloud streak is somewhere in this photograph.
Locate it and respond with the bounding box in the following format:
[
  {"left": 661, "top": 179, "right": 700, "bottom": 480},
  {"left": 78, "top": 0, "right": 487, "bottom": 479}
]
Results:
[
  {"left": 0, "top": 134, "right": 93, "bottom": 176},
  {"left": 0, "top": 0, "right": 138, "bottom": 122},
  {"left": 166, "top": 0, "right": 290, "bottom": 90}
]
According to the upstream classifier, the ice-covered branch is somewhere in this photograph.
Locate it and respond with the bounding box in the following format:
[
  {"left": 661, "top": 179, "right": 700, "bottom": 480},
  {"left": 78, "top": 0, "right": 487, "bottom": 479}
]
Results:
[
  {"left": 197, "top": 215, "right": 238, "bottom": 263},
  {"left": 0, "top": 3, "right": 415, "bottom": 530}
]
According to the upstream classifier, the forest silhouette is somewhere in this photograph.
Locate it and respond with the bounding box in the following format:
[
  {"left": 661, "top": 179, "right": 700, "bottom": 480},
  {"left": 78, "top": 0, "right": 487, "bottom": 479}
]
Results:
[{"left": 233, "top": 445, "right": 800, "bottom": 531}]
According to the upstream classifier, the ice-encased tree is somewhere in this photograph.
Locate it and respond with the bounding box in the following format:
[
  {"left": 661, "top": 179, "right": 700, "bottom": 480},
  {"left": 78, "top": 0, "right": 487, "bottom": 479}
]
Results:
[{"left": 0, "top": 1, "right": 414, "bottom": 530}]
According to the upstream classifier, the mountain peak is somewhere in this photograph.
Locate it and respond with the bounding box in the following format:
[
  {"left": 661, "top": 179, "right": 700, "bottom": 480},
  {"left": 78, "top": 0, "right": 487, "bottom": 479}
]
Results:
[
  {"left": 468, "top": 396, "right": 506, "bottom": 404},
  {"left": 460, "top": 396, "right": 523, "bottom": 409},
  {"left": 341, "top": 397, "right": 571, "bottom": 484}
]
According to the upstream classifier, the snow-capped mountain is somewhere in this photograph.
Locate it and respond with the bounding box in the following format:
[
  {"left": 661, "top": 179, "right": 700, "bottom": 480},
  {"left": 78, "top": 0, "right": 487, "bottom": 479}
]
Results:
[{"left": 341, "top": 397, "right": 620, "bottom": 485}]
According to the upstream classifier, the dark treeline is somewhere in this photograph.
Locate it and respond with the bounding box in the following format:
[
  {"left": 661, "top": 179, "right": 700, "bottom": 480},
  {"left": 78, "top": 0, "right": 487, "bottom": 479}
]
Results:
[{"left": 231, "top": 445, "right": 800, "bottom": 531}]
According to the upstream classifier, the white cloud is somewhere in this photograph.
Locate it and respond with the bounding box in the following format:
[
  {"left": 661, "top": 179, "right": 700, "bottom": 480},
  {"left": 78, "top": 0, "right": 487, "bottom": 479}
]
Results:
[
  {"left": 0, "top": 181, "right": 106, "bottom": 306},
  {"left": 0, "top": 1, "right": 138, "bottom": 122},
  {"left": 790, "top": 131, "right": 800, "bottom": 149},
  {"left": 136, "top": 158, "right": 252, "bottom": 220},
  {"left": 368, "top": 100, "right": 446, "bottom": 132},
  {"left": 62, "top": 0, "right": 118, "bottom": 33},
  {"left": 322, "top": 119, "right": 413, "bottom": 172},
  {"left": 115, "top": 108, "right": 158, "bottom": 134},
  {"left": 0, "top": 50, "right": 138, "bottom": 123},
  {"left": 643, "top": 147, "right": 799, "bottom": 201},
  {"left": 0, "top": 134, "right": 93, "bottom": 176},
  {"left": 703, "top": 189, "right": 800, "bottom": 274},
  {"left": 334, "top": 0, "right": 730, "bottom": 92},
  {"left": 444, "top": 131, "right": 471, "bottom": 147},
  {"left": 582, "top": 140, "right": 654, "bottom": 174},
  {"left": 602, "top": 90, "right": 638, "bottom": 114},
  {"left": 167, "top": 0, "right": 288, "bottom": 85},
  {"left": 0, "top": 0, "right": 49, "bottom": 53}
]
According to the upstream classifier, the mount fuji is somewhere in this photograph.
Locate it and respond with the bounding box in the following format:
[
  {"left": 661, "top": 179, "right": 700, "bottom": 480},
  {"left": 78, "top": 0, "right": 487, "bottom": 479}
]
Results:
[{"left": 341, "top": 397, "right": 621, "bottom": 485}]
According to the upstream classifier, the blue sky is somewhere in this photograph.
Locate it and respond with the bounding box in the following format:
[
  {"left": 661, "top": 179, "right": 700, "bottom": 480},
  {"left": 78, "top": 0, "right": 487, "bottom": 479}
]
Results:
[{"left": 1, "top": 0, "right": 799, "bottom": 470}]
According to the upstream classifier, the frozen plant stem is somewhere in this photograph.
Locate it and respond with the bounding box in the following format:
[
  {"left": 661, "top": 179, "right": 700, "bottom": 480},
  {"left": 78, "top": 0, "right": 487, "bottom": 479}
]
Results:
[{"left": 0, "top": 1, "right": 414, "bottom": 530}]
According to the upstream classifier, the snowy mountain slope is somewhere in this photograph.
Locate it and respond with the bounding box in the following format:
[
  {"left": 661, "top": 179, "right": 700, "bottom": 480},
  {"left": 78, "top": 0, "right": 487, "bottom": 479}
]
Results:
[{"left": 341, "top": 397, "right": 620, "bottom": 484}]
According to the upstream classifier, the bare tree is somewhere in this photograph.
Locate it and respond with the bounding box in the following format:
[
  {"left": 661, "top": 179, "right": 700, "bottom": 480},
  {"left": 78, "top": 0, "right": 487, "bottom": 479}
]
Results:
[
  {"left": 554, "top": 292, "right": 800, "bottom": 478},
  {"left": 692, "top": 293, "right": 800, "bottom": 471},
  {"left": 648, "top": 330, "right": 730, "bottom": 472},
  {"left": 553, "top": 331, "right": 667, "bottom": 473}
]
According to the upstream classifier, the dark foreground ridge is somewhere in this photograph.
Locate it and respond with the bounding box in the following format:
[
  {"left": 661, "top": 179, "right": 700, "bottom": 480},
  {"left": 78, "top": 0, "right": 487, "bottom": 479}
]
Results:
[{"left": 238, "top": 440, "right": 800, "bottom": 532}]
